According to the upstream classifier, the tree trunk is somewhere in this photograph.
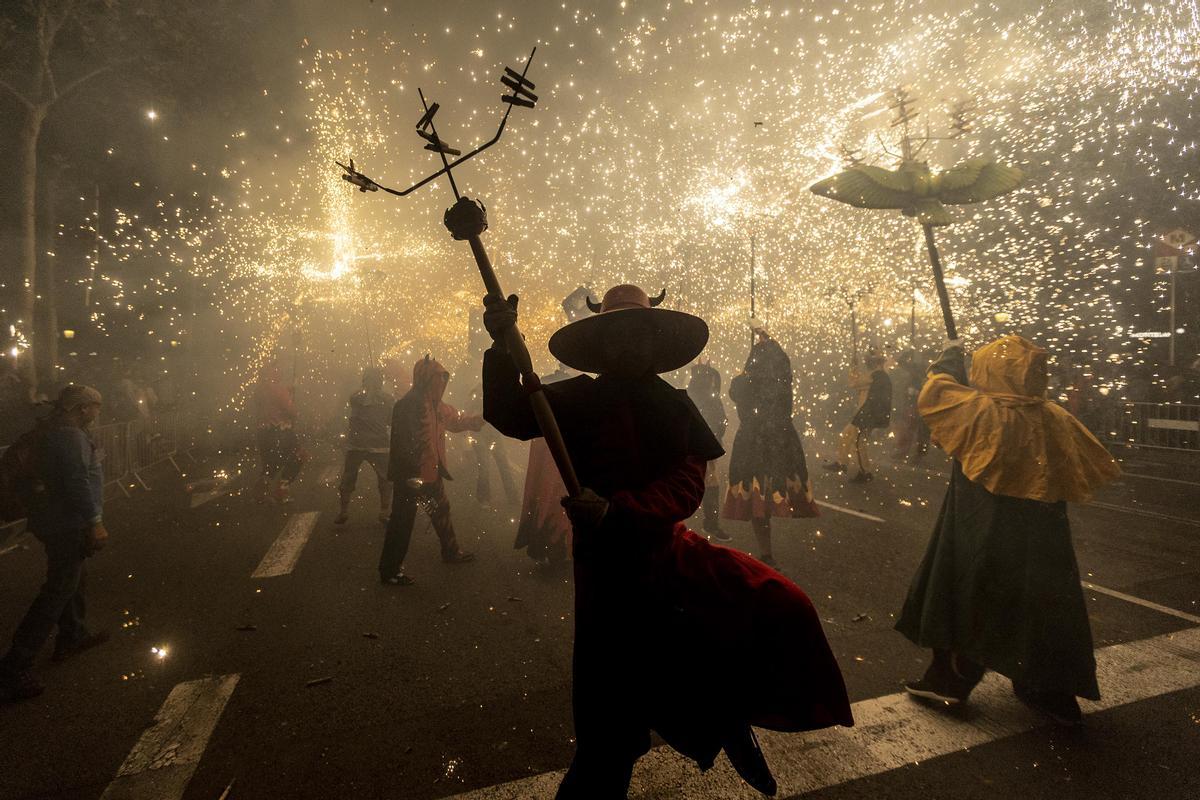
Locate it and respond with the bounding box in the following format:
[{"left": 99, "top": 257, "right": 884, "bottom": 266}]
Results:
[
  {"left": 14, "top": 104, "right": 48, "bottom": 400},
  {"left": 36, "top": 157, "right": 65, "bottom": 388}
]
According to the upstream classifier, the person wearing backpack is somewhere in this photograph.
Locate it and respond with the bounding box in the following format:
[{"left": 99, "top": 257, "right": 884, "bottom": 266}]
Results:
[{"left": 0, "top": 384, "right": 109, "bottom": 703}]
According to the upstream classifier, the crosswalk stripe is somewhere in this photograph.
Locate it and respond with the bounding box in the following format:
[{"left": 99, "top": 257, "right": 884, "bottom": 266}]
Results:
[
  {"left": 442, "top": 626, "right": 1200, "bottom": 799},
  {"left": 100, "top": 674, "right": 239, "bottom": 800},
  {"left": 1083, "top": 581, "right": 1200, "bottom": 624},
  {"left": 1085, "top": 501, "right": 1200, "bottom": 528},
  {"left": 251, "top": 511, "right": 320, "bottom": 578}
]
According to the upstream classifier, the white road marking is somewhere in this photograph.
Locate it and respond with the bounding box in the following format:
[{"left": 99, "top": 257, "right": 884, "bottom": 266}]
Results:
[
  {"left": 1117, "top": 471, "right": 1200, "bottom": 488},
  {"left": 189, "top": 486, "right": 230, "bottom": 508},
  {"left": 816, "top": 500, "right": 886, "bottom": 524},
  {"left": 100, "top": 674, "right": 239, "bottom": 800},
  {"left": 1085, "top": 501, "right": 1200, "bottom": 528},
  {"left": 1083, "top": 581, "right": 1200, "bottom": 624},
  {"left": 251, "top": 511, "right": 320, "bottom": 578},
  {"left": 443, "top": 626, "right": 1200, "bottom": 800}
]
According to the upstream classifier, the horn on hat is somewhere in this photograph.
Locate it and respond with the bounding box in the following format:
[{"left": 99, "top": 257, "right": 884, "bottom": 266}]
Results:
[
  {"left": 586, "top": 296, "right": 603, "bottom": 313},
  {"left": 648, "top": 289, "right": 666, "bottom": 307}
]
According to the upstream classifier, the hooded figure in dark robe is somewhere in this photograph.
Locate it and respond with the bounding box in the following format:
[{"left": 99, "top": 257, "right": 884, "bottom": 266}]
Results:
[
  {"left": 723, "top": 326, "right": 819, "bottom": 566},
  {"left": 483, "top": 286, "right": 851, "bottom": 799},
  {"left": 896, "top": 336, "right": 1120, "bottom": 726}
]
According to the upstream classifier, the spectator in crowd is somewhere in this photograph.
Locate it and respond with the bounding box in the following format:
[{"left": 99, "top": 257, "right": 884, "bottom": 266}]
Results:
[
  {"left": 0, "top": 385, "right": 109, "bottom": 703},
  {"left": 335, "top": 368, "right": 394, "bottom": 525}
]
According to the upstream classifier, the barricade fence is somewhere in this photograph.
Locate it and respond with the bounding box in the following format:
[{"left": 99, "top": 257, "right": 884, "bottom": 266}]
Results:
[
  {"left": 0, "top": 411, "right": 196, "bottom": 554},
  {"left": 1100, "top": 402, "right": 1200, "bottom": 452}
]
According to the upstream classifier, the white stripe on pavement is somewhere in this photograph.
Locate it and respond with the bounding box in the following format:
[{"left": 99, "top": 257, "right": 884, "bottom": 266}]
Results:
[
  {"left": 816, "top": 501, "right": 886, "bottom": 524},
  {"left": 1083, "top": 581, "right": 1200, "bottom": 624},
  {"left": 1118, "top": 471, "right": 1200, "bottom": 488},
  {"left": 100, "top": 674, "right": 239, "bottom": 800},
  {"left": 251, "top": 511, "right": 320, "bottom": 578},
  {"left": 189, "top": 486, "right": 231, "bottom": 509},
  {"left": 443, "top": 626, "right": 1200, "bottom": 800},
  {"left": 1085, "top": 501, "right": 1200, "bottom": 528}
]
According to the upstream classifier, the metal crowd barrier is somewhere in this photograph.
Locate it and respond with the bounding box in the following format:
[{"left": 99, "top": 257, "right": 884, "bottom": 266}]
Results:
[
  {"left": 0, "top": 411, "right": 195, "bottom": 554},
  {"left": 1102, "top": 402, "right": 1200, "bottom": 452}
]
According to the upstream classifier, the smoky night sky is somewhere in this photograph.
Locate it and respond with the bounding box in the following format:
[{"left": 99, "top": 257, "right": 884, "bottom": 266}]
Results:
[{"left": 2, "top": 0, "right": 1197, "bottom": 425}]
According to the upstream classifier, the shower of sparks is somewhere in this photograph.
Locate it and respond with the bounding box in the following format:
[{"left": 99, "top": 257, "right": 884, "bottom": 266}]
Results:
[{"left": 70, "top": 0, "right": 1200, "bottom": 427}]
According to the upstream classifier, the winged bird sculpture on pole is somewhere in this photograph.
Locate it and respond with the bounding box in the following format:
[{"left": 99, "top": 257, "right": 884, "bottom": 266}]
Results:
[
  {"left": 809, "top": 158, "right": 1023, "bottom": 227},
  {"left": 810, "top": 89, "right": 1024, "bottom": 339}
]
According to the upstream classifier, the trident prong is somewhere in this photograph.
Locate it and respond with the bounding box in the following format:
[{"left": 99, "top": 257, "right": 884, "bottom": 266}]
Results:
[{"left": 334, "top": 47, "right": 538, "bottom": 199}]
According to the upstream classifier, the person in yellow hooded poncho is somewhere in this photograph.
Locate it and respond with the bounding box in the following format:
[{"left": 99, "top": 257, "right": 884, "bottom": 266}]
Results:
[{"left": 895, "top": 335, "right": 1120, "bottom": 726}]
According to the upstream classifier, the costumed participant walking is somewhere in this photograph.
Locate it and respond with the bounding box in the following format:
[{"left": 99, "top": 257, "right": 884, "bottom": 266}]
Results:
[
  {"left": 723, "top": 324, "right": 819, "bottom": 567},
  {"left": 0, "top": 385, "right": 109, "bottom": 703},
  {"left": 687, "top": 360, "right": 730, "bottom": 542},
  {"left": 253, "top": 359, "right": 304, "bottom": 503},
  {"left": 483, "top": 286, "right": 852, "bottom": 798},
  {"left": 334, "top": 368, "right": 394, "bottom": 525},
  {"left": 896, "top": 336, "right": 1120, "bottom": 726},
  {"left": 823, "top": 350, "right": 891, "bottom": 482},
  {"left": 379, "top": 355, "right": 483, "bottom": 585},
  {"left": 514, "top": 364, "right": 574, "bottom": 567}
]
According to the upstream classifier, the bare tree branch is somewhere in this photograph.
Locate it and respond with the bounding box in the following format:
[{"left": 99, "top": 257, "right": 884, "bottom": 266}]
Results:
[
  {"left": 0, "top": 76, "right": 35, "bottom": 108},
  {"left": 58, "top": 61, "right": 118, "bottom": 100}
]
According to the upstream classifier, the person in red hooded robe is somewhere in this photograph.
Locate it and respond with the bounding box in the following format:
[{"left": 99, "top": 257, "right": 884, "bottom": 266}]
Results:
[
  {"left": 378, "top": 356, "right": 483, "bottom": 585},
  {"left": 483, "top": 286, "right": 852, "bottom": 798}
]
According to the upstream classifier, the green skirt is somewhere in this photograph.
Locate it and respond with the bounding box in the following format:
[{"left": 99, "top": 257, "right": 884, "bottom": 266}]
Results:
[{"left": 896, "top": 463, "right": 1100, "bottom": 699}]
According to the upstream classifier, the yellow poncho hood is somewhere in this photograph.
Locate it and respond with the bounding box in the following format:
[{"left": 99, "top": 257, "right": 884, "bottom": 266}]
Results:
[{"left": 918, "top": 335, "right": 1120, "bottom": 503}]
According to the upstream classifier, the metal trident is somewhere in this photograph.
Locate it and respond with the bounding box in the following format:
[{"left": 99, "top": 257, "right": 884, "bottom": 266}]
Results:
[{"left": 335, "top": 47, "right": 582, "bottom": 498}]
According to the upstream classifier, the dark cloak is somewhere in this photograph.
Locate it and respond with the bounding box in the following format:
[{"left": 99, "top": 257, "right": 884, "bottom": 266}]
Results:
[
  {"left": 483, "top": 346, "right": 852, "bottom": 774},
  {"left": 724, "top": 337, "right": 818, "bottom": 519},
  {"left": 895, "top": 351, "right": 1100, "bottom": 700}
]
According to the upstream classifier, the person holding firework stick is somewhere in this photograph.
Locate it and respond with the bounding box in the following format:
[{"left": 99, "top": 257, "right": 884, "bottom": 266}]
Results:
[{"left": 483, "top": 287, "right": 852, "bottom": 797}]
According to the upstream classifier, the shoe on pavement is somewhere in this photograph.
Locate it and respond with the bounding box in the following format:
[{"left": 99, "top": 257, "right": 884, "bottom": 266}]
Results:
[
  {"left": 723, "top": 726, "right": 777, "bottom": 796},
  {"left": 904, "top": 675, "right": 968, "bottom": 705},
  {"left": 0, "top": 669, "right": 45, "bottom": 703},
  {"left": 1013, "top": 683, "right": 1083, "bottom": 726},
  {"left": 905, "top": 652, "right": 983, "bottom": 705},
  {"left": 822, "top": 461, "right": 847, "bottom": 472},
  {"left": 850, "top": 471, "right": 874, "bottom": 483},
  {"left": 333, "top": 512, "right": 349, "bottom": 525},
  {"left": 442, "top": 550, "right": 476, "bottom": 564},
  {"left": 380, "top": 574, "right": 416, "bottom": 586},
  {"left": 51, "top": 631, "right": 110, "bottom": 664}
]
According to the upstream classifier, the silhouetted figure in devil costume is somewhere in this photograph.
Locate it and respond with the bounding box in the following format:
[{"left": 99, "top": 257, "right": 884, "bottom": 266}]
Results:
[{"left": 483, "top": 285, "right": 852, "bottom": 798}]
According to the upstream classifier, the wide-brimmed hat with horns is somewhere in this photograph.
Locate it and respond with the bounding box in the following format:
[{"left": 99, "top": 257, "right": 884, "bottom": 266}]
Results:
[{"left": 548, "top": 284, "right": 709, "bottom": 374}]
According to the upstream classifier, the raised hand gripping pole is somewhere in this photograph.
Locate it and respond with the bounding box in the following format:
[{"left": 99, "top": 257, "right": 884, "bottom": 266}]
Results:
[{"left": 336, "top": 47, "right": 581, "bottom": 498}]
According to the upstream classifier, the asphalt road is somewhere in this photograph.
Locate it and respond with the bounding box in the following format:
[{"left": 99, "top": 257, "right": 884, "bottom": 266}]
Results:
[{"left": 0, "top": 435, "right": 1197, "bottom": 800}]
